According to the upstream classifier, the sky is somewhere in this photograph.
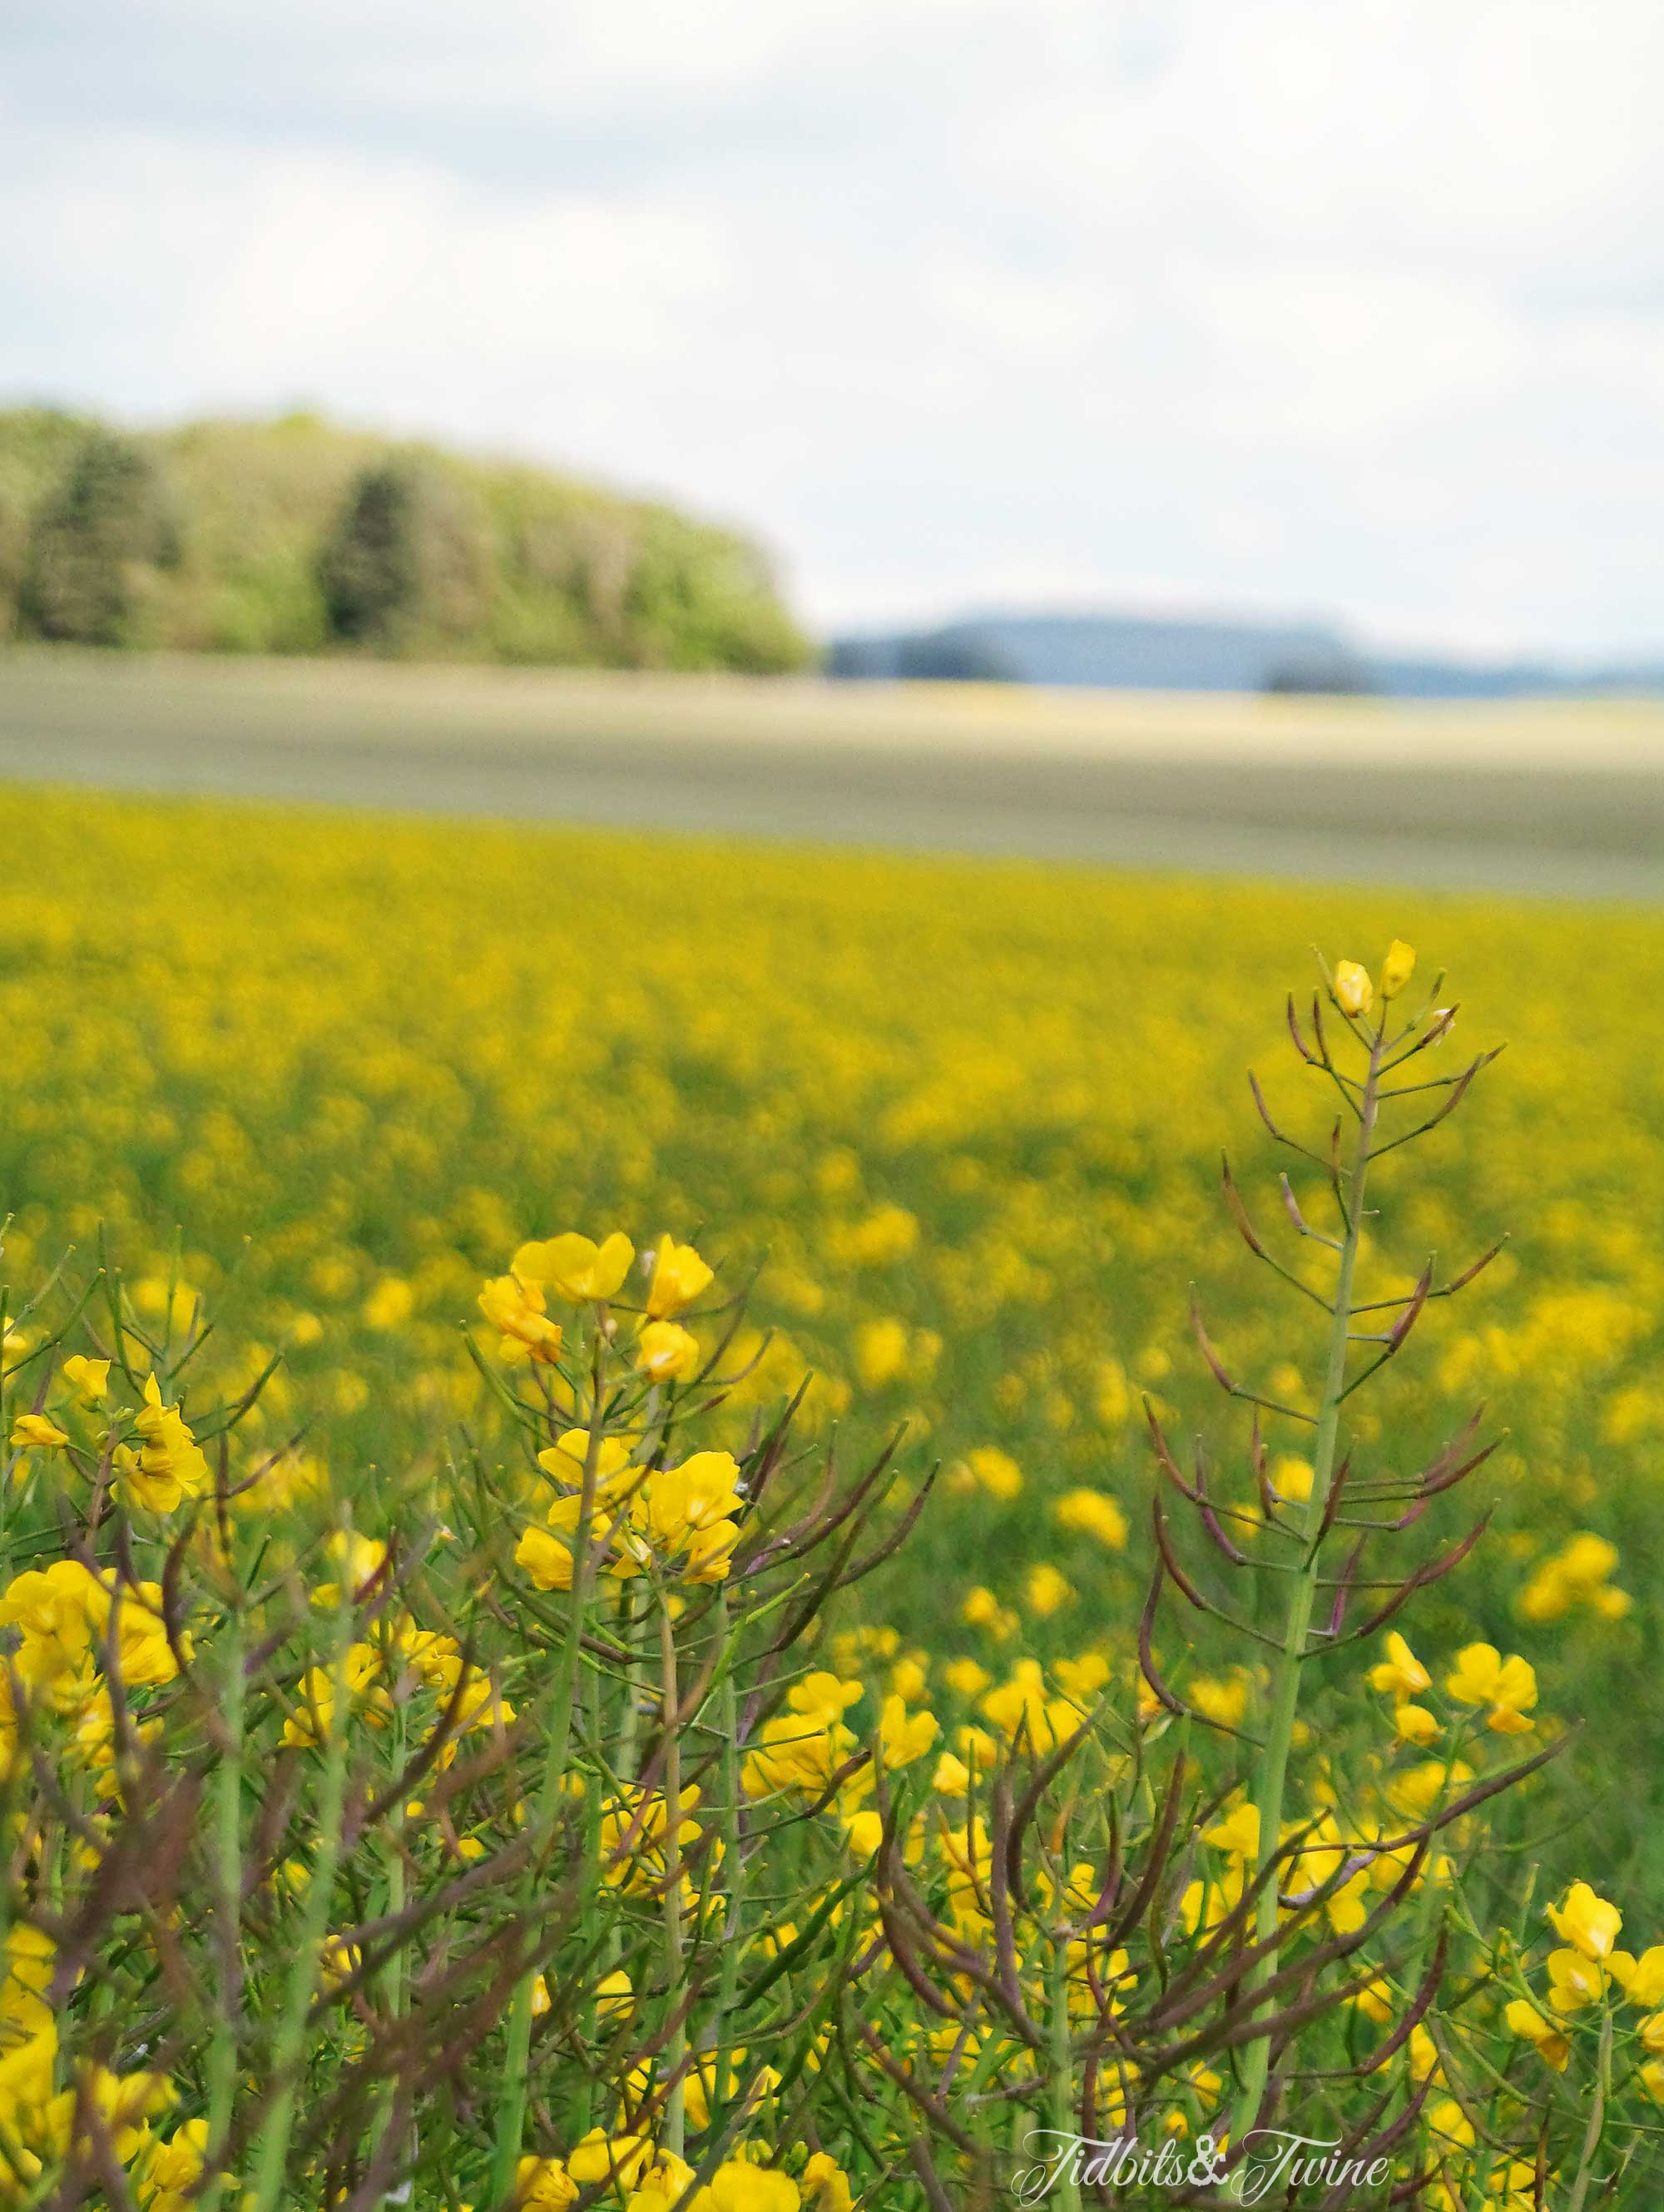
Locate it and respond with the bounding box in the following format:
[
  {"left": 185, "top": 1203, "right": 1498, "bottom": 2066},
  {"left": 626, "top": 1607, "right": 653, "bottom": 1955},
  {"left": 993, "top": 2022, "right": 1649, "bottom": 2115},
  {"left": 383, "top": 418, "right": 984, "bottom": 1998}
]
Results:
[{"left": 2, "top": 1, "right": 1661, "bottom": 656}]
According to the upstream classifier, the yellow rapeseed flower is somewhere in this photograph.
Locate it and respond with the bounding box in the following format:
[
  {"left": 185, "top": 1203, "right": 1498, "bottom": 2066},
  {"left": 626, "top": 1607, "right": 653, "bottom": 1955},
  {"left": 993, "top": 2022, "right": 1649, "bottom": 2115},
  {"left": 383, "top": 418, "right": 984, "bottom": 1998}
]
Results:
[
  {"left": 563, "top": 2129, "right": 651, "bottom": 2192},
  {"left": 106, "top": 1581, "right": 188, "bottom": 1687},
  {"left": 627, "top": 1451, "right": 745, "bottom": 1584},
  {"left": 116, "top": 1374, "right": 210, "bottom": 1514},
  {"left": 1547, "top": 1882, "right": 1622, "bottom": 1962},
  {"left": 1444, "top": 1644, "right": 1538, "bottom": 1734},
  {"left": 478, "top": 1273, "right": 564, "bottom": 1366},
  {"left": 512, "top": 1232, "right": 635, "bottom": 1304},
  {"left": 875, "top": 1692, "right": 938, "bottom": 1770},
  {"left": 1203, "top": 1803, "right": 1260, "bottom": 1862},
  {"left": 536, "top": 1431, "right": 636, "bottom": 1496},
  {"left": 1613, "top": 1947, "right": 1664, "bottom": 2008},
  {"left": 1545, "top": 1946, "right": 1607, "bottom": 2012},
  {"left": 1504, "top": 1998, "right": 1570, "bottom": 2071},
  {"left": 138, "top": 2117, "right": 210, "bottom": 2212},
  {"left": 703, "top": 2160, "right": 801, "bottom": 2212},
  {"left": 1270, "top": 1455, "right": 1314, "bottom": 1504},
  {"left": 60, "top": 1355, "right": 111, "bottom": 1405},
  {"left": 646, "top": 1234, "right": 714, "bottom": 1319},
  {"left": 958, "top": 1446, "right": 1023, "bottom": 1501},
  {"left": 0, "top": 1560, "right": 110, "bottom": 1688},
  {"left": 363, "top": 1276, "right": 415, "bottom": 1331},
  {"left": 1393, "top": 1703, "right": 1440, "bottom": 1747},
  {"left": 1367, "top": 1632, "right": 1431, "bottom": 1700},
  {"left": 1023, "top": 1562, "right": 1072, "bottom": 1617},
  {"left": 680, "top": 2049, "right": 781, "bottom": 2133},
  {"left": 800, "top": 2153, "right": 855, "bottom": 2212},
  {"left": 1052, "top": 1487, "right": 1128, "bottom": 1550},
  {"left": 514, "top": 2155, "right": 578, "bottom": 2209},
  {"left": 8, "top": 1413, "right": 68, "bottom": 1452},
  {"left": 635, "top": 1320, "right": 700, "bottom": 1382}
]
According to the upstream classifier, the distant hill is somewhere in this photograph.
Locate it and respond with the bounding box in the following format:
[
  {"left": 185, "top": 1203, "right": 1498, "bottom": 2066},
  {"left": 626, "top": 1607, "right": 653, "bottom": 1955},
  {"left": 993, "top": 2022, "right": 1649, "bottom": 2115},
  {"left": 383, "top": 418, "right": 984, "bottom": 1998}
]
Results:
[
  {"left": 0, "top": 407, "right": 810, "bottom": 673},
  {"left": 828, "top": 613, "right": 1664, "bottom": 699}
]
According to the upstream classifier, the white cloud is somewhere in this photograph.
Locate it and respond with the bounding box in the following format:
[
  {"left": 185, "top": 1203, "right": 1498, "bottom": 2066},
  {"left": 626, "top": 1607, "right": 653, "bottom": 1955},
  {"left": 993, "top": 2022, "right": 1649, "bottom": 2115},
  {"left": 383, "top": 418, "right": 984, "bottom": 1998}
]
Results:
[{"left": 2, "top": 0, "right": 1662, "bottom": 654}]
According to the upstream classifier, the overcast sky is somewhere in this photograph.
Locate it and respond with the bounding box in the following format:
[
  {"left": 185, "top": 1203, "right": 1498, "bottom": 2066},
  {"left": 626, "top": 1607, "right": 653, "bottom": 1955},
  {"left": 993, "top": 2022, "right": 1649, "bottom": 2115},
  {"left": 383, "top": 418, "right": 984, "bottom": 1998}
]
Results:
[{"left": 2, "top": 2, "right": 1661, "bottom": 654}]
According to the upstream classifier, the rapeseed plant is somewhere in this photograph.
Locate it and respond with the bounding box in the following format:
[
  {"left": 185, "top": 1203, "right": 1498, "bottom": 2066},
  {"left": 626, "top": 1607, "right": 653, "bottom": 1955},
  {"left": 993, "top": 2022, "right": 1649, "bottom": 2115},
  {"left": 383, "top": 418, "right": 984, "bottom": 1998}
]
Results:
[{"left": 1, "top": 941, "right": 1659, "bottom": 2206}]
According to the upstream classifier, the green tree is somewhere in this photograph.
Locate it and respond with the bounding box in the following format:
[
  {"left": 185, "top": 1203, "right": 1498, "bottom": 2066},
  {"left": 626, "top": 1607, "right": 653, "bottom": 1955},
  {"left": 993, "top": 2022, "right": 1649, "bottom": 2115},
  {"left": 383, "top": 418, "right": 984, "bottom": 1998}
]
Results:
[
  {"left": 0, "top": 498, "right": 27, "bottom": 638},
  {"left": 21, "top": 430, "right": 180, "bottom": 644},
  {"left": 316, "top": 459, "right": 494, "bottom": 648}
]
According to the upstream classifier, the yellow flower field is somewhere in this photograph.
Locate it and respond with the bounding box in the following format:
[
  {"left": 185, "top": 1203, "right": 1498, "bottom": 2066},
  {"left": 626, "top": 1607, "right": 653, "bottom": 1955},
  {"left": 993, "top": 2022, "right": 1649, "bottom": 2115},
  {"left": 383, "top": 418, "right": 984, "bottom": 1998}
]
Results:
[
  {"left": 2, "top": 789, "right": 1659, "bottom": 1702},
  {"left": 4, "top": 780, "right": 1664, "bottom": 2206}
]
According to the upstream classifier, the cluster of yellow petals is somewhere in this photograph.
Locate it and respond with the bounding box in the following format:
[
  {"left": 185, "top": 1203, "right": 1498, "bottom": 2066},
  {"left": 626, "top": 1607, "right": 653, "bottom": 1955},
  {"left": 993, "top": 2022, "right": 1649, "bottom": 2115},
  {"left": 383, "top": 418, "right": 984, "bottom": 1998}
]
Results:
[
  {"left": 0, "top": 1560, "right": 183, "bottom": 1725},
  {"left": 477, "top": 1272, "right": 563, "bottom": 1366},
  {"left": 280, "top": 1604, "right": 513, "bottom": 1756},
  {"left": 478, "top": 1226, "right": 648, "bottom": 1366},
  {"left": 0, "top": 1925, "right": 176, "bottom": 2202},
  {"left": 1503, "top": 1882, "right": 1664, "bottom": 2097},
  {"left": 7, "top": 1362, "right": 213, "bottom": 1529},
  {"left": 482, "top": 1230, "right": 711, "bottom": 1386},
  {"left": 515, "top": 1431, "right": 745, "bottom": 1593},
  {"left": 1365, "top": 1631, "right": 1538, "bottom": 1746},
  {"left": 1332, "top": 938, "right": 1415, "bottom": 1019},
  {"left": 1517, "top": 1531, "right": 1631, "bottom": 1625},
  {"left": 742, "top": 1673, "right": 864, "bottom": 1802},
  {"left": 513, "top": 1231, "right": 636, "bottom": 1305},
  {"left": 114, "top": 1374, "right": 211, "bottom": 1515},
  {"left": 517, "top": 2136, "right": 847, "bottom": 2210}
]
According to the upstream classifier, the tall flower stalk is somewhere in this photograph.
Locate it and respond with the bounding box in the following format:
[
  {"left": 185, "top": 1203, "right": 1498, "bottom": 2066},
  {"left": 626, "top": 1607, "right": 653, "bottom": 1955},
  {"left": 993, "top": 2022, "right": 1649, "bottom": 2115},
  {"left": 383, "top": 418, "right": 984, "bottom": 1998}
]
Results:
[
  {"left": 1143, "top": 940, "right": 1513, "bottom": 2160},
  {"left": 1230, "top": 994, "right": 1382, "bottom": 2140},
  {"left": 488, "top": 1327, "right": 612, "bottom": 2208}
]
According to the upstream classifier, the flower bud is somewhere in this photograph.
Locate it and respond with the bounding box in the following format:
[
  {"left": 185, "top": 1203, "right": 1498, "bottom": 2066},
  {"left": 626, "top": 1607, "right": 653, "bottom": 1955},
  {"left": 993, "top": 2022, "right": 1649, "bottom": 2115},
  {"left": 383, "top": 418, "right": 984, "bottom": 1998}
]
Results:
[
  {"left": 1333, "top": 960, "right": 1374, "bottom": 1017},
  {"left": 1380, "top": 939, "right": 1416, "bottom": 999}
]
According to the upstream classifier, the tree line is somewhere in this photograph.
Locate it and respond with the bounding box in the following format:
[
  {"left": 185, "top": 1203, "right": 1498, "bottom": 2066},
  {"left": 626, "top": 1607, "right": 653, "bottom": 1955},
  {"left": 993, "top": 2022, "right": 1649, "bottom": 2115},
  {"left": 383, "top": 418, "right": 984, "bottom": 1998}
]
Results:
[{"left": 0, "top": 408, "right": 810, "bottom": 673}]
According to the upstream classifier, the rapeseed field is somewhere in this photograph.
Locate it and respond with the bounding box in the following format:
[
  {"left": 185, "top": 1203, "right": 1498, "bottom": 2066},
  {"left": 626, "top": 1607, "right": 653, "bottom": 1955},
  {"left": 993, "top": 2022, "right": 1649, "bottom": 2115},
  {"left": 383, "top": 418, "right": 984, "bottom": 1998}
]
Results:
[{"left": 5, "top": 781, "right": 1664, "bottom": 2208}]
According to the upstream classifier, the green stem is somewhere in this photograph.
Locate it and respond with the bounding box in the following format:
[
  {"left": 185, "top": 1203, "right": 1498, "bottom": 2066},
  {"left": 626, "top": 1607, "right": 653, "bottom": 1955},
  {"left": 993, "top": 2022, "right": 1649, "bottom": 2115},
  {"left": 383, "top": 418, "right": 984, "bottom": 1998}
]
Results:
[
  {"left": 385, "top": 1704, "right": 407, "bottom": 2001},
  {"left": 1230, "top": 1028, "right": 1381, "bottom": 2145},
  {"left": 657, "top": 1584, "right": 687, "bottom": 2162},
  {"left": 615, "top": 1582, "right": 642, "bottom": 1788},
  {"left": 247, "top": 1600, "right": 354, "bottom": 2212},
  {"left": 488, "top": 1329, "right": 609, "bottom": 2208},
  {"left": 1566, "top": 2005, "right": 1612, "bottom": 2212},
  {"left": 202, "top": 1606, "right": 245, "bottom": 2212},
  {"left": 711, "top": 1594, "right": 745, "bottom": 2129},
  {"left": 1049, "top": 1931, "right": 1082, "bottom": 2212},
  {"left": 376, "top": 1695, "right": 410, "bottom": 2181}
]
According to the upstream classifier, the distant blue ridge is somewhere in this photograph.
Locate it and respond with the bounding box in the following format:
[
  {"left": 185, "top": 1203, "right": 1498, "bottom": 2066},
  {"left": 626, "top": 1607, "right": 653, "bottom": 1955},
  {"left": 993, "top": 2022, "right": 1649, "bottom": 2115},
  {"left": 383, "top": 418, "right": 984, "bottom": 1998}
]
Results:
[{"left": 825, "top": 613, "right": 1664, "bottom": 699}]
